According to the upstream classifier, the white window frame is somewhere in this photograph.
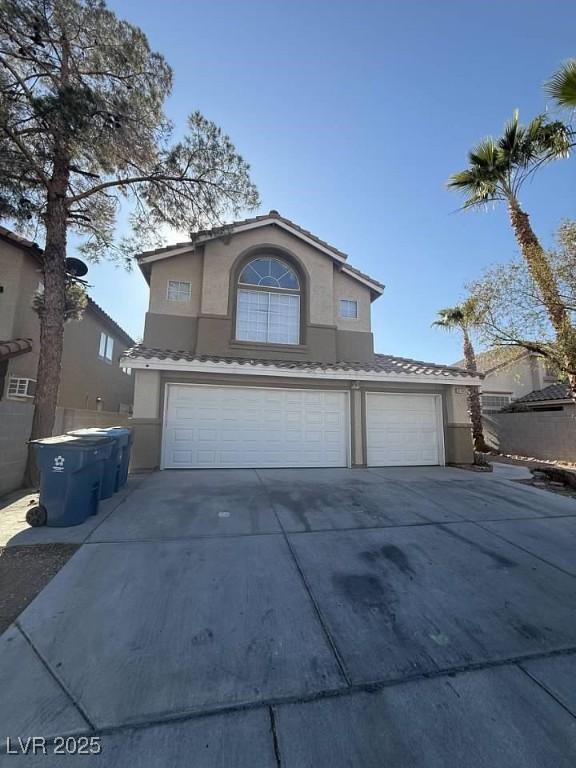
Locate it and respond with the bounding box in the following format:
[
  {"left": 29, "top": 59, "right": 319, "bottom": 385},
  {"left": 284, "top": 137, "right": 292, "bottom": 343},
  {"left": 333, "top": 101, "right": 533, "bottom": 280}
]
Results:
[
  {"left": 121, "top": 367, "right": 132, "bottom": 375},
  {"left": 99, "top": 332, "right": 114, "bottom": 363},
  {"left": 7, "top": 377, "right": 36, "bottom": 399},
  {"left": 339, "top": 299, "right": 358, "bottom": 319},
  {"left": 167, "top": 280, "right": 192, "bottom": 302},
  {"left": 236, "top": 288, "right": 300, "bottom": 345}
]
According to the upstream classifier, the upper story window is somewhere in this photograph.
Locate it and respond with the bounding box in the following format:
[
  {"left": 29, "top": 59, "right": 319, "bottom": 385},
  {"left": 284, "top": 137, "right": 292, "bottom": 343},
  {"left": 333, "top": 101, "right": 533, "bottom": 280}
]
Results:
[
  {"left": 340, "top": 299, "right": 358, "bottom": 319},
  {"left": 236, "top": 256, "right": 300, "bottom": 345},
  {"left": 99, "top": 332, "right": 114, "bottom": 362},
  {"left": 167, "top": 280, "right": 191, "bottom": 302}
]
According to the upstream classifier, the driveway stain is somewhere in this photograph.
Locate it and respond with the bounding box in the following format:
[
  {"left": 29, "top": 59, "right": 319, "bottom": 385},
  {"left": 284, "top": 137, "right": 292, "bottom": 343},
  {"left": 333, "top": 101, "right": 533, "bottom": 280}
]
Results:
[
  {"left": 360, "top": 544, "right": 415, "bottom": 576},
  {"left": 438, "top": 525, "right": 518, "bottom": 569}
]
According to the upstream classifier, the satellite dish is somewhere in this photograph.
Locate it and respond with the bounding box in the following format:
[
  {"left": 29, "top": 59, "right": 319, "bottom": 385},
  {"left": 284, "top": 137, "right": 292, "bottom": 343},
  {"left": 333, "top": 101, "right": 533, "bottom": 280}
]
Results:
[{"left": 65, "top": 257, "right": 88, "bottom": 278}]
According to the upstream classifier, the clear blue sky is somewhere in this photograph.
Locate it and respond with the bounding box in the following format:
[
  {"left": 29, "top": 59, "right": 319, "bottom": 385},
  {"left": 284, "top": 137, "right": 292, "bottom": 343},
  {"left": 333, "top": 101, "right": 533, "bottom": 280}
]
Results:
[{"left": 88, "top": 0, "right": 576, "bottom": 363}]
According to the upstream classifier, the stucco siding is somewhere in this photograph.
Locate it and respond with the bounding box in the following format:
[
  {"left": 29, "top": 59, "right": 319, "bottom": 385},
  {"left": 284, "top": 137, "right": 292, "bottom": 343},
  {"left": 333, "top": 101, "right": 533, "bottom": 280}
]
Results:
[
  {"left": 485, "top": 407, "right": 576, "bottom": 462},
  {"left": 0, "top": 241, "right": 25, "bottom": 340},
  {"left": 148, "top": 249, "right": 203, "bottom": 317},
  {"left": 483, "top": 356, "right": 544, "bottom": 400},
  {"left": 333, "top": 270, "right": 371, "bottom": 332},
  {"left": 59, "top": 310, "right": 134, "bottom": 411},
  {"left": 200, "top": 225, "right": 335, "bottom": 325}
]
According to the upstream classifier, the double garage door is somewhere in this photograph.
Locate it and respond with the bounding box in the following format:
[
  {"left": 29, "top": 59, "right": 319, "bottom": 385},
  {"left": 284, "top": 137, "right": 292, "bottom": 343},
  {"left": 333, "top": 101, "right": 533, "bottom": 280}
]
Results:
[{"left": 162, "top": 385, "right": 443, "bottom": 469}]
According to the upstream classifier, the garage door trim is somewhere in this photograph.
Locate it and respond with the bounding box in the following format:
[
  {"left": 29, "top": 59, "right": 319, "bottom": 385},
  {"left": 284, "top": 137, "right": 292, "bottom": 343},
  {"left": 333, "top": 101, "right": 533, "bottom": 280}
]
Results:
[
  {"left": 365, "top": 391, "right": 445, "bottom": 467},
  {"left": 161, "top": 382, "right": 351, "bottom": 469}
]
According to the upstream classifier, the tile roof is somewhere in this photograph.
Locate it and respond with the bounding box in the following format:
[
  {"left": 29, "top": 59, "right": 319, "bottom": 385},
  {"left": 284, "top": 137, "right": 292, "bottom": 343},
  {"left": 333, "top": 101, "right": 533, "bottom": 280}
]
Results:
[
  {"left": 513, "top": 382, "right": 572, "bottom": 404},
  {"left": 85, "top": 298, "right": 135, "bottom": 347},
  {"left": 122, "top": 345, "right": 480, "bottom": 379},
  {"left": 137, "top": 210, "right": 349, "bottom": 261},
  {"left": 0, "top": 338, "right": 33, "bottom": 361}
]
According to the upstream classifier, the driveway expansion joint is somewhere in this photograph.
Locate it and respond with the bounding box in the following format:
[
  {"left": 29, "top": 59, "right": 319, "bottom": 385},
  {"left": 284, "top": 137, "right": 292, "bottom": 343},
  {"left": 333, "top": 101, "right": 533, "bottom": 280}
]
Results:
[
  {"left": 254, "top": 469, "right": 352, "bottom": 686},
  {"left": 14, "top": 643, "right": 576, "bottom": 747},
  {"left": 518, "top": 663, "right": 576, "bottom": 720},
  {"left": 14, "top": 621, "right": 95, "bottom": 731},
  {"left": 269, "top": 706, "right": 283, "bottom": 768}
]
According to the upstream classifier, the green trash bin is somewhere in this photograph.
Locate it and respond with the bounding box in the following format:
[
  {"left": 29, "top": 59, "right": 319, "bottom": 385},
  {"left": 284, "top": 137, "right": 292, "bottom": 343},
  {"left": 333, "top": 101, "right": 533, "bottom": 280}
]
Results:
[{"left": 27, "top": 435, "right": 114, "bottom": 527}]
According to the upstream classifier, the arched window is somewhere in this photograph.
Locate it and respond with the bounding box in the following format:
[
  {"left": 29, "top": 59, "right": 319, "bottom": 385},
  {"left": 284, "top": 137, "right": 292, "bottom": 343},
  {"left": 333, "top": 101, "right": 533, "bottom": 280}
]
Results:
[{"left": 236, "top": 256, "right": 301, "bottom": 345}]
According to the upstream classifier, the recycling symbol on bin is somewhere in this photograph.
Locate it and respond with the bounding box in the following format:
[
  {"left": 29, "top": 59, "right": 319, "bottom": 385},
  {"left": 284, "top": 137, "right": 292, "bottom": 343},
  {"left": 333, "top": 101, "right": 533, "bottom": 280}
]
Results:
[{"left": 53, "top": 455, "right": 65, "bottom": 471}]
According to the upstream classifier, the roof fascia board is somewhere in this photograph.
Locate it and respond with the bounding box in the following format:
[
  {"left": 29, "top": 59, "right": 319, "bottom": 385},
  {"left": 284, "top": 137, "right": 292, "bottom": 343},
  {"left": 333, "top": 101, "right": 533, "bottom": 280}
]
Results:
[
  {"left": 120, "top": 356, "right": 482, "bottom": 387},
  {"left": 340, "top": 266, "right": 384, "bottom": 294},
  {"left": 138, "top": 244, "right": 197, "bottom": 265}
]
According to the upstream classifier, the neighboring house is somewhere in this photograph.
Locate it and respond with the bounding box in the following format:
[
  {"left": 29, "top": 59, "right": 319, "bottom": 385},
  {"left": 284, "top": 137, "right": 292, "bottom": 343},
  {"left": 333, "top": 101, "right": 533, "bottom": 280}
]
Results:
[
  {"left": 122, "top": 210, "right": 480, "bottom": 471},
  {"left": 485, "top": 383, "right": 575, "bottom": 463},
  {"left": 0, "top": 226, "right": 135, "bottom": 412},
  {"left": 455, "top": 349, "right": 559, "bottom": 414}
]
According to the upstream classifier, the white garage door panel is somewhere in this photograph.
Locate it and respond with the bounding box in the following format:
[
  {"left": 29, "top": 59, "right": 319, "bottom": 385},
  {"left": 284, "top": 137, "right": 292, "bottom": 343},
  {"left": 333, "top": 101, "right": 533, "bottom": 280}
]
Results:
[
  {"left": 366, "top": 393, "right": 443, "bottom": 466},
  {"left": 163, "top": 385, "right": 348, "bottom": 468}
]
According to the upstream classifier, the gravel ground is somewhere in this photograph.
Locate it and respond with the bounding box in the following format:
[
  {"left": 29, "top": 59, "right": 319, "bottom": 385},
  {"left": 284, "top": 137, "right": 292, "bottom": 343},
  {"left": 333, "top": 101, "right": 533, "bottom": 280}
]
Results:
[{"left": 0, "top": 544, "right": 79, "bottom": 634}]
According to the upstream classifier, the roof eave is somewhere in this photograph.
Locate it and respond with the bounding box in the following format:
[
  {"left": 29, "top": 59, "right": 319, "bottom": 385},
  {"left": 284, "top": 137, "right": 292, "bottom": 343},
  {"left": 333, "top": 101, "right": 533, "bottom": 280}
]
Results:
[{"left": 120, "top": 354, "right": 483, "bottom": 386}]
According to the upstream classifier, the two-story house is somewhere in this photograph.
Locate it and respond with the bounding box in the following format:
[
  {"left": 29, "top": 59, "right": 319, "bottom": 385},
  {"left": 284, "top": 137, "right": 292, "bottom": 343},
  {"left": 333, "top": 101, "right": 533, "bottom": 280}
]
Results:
[
  {"left": 453, "top": 348, "right": 560, "bottom": 414},
  {"left": 122, "top": 211, "right": 480, "bottom": 471},
  {"left": 0, "top": 226, "right": 135, "bottom": 412}
]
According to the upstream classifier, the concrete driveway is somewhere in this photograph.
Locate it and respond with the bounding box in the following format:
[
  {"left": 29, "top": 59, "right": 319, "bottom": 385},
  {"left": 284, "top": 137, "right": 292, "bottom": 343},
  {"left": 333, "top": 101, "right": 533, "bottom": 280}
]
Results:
[{"left": 2, "top": 465, "right": 576, "bottom": 766}]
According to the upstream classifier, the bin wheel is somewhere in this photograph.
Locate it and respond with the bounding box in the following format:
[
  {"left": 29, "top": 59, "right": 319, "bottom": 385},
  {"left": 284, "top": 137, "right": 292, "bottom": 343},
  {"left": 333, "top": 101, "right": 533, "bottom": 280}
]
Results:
[{"left": 26, "top": 505, "right": 47, "bottom": 527}]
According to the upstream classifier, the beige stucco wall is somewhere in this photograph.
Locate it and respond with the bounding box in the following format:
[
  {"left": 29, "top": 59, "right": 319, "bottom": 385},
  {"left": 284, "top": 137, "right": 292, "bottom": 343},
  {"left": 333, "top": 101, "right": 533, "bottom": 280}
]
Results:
[
  {"left": 148, "top": 249, "right": 203, "bottom": 317},
  {"left": 199, "top": 225, "right": 336, "bottom": 325},
  {"left": 333, "top": 271, "right": 371, "bottom": 332},
  {"left": 0, "top": 240, "right": 27, "bottom": 340},
  {"left": 129, "top": 372, "right": 475, "bottom": 471},
  {"left": 483, "top": 356, "right": 545, "bottom": 399},
  {"left": 143, "top": 225, "right": 377, "bottom": 363},
  {"left": 58, "top": 310, "right": 134, "bottom": 411},
  {"left": 1, "top": 245, "right": 133, "bottom": 411},
  {"left": 132, "top": 370, "right": 161, "bottom": 418}
]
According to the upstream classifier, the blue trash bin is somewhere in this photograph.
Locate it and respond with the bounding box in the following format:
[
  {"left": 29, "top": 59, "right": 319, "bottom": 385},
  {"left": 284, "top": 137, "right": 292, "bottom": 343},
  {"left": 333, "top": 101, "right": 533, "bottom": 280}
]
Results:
[
  {"left": 28, "top": 435, "right": 114, "bottom": 527},
  {"left": 68, "top": 427, "right": 132, "bottom": 496}
]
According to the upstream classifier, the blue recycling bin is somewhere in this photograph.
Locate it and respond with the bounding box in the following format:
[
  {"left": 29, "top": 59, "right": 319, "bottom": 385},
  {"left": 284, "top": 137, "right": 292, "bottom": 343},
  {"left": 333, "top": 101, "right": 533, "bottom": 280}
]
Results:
[
  {"left": 68, "top": 427, "right": 131, "bottom": 498},
  {"left": 28, "top": 435, "right": 114, "bottom": 527}
]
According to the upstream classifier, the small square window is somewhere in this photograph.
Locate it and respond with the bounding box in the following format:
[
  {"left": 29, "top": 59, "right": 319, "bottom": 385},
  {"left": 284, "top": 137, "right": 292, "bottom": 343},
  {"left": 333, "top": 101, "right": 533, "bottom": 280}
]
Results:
[
  {"left": 340, "top": 299, "right": 358, "bottom": 319},
  {"left": 167, "top": 280, "right": 192, "bottom": 302}
]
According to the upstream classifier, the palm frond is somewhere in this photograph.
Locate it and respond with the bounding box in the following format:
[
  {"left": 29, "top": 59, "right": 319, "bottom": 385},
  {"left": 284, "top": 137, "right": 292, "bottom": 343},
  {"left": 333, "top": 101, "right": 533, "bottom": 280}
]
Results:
[{"left": 546, "top": 60, "right": 576, "bottom": 108}]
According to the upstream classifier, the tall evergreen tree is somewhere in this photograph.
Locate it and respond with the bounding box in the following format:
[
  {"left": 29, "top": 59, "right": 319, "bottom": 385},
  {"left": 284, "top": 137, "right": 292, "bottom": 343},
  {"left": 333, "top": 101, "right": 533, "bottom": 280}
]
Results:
[{"left": 0, "top": 0, "right": 259, "bottom": 482}]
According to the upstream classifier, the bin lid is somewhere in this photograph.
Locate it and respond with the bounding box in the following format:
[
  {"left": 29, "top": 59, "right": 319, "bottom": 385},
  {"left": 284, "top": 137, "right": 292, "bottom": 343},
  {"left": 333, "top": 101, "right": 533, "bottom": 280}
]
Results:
[
  {"left": 69, "top": 427, "right": 130, "bottom": 437},
  {"left": 30, "top": 434, "right": 115, "bottom": 447}
]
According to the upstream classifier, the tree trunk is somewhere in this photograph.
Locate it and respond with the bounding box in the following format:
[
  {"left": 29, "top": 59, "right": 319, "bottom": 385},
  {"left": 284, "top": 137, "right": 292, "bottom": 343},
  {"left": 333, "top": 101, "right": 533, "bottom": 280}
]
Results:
[
  {"left": 462, "top": 331, "right": 489, "bottom": 452},
  {"left": 23, "top": 194, "right": 68, "bottom": 487},
  {"left": 508, "top": 199, "right": 576, "bottom": 399}
]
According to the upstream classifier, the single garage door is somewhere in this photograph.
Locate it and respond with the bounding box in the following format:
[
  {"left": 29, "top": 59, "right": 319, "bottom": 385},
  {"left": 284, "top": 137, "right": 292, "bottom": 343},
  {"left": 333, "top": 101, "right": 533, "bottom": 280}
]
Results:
[
  {"left": 162, "top": 384, "right": 349, "bottom": 469},
  {"left": 366, "top": 393, "right": 444, "bottom": 466}
]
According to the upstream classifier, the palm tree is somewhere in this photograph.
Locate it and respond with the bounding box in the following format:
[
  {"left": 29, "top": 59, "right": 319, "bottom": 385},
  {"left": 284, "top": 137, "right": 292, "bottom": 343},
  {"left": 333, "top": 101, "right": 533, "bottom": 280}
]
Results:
[
  {"left": 433, "top": 301, "right": 489, "bottom": 453},
  {"left": 547, "top": 60, "right": 576, "bottom": 108},
  {"left": 448, "top": 112, "right": 576, "bottom": 396}
]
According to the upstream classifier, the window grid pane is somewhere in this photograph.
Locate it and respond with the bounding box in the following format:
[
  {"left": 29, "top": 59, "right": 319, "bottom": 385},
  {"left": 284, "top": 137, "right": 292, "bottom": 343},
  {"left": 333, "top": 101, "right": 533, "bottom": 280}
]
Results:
[
  {"left": 239, "top": 257, "right": 299, "bottom": 290},
  {"left": 8, "top": 378, "right": 35, "bottom": 397},
  {"left": 167, "top": 280, "right": 192, "bottom": 302},
  {"left": 99, "top": 332, "right": 107, "bottom": 357},
  {"left": 340, "top": 299, "right": 358, "bottom": 319},
  {"left": 481, "top": 395, "right": 511, "bottom": 413},
  {"left": 236, "top": 289, "right": 299, "bottom": 344},
  {"left": 105, "top": 336, "right": 114, "bottom": 361}
]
